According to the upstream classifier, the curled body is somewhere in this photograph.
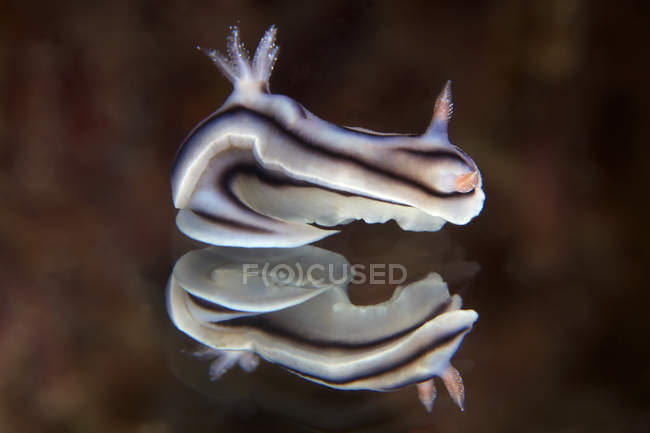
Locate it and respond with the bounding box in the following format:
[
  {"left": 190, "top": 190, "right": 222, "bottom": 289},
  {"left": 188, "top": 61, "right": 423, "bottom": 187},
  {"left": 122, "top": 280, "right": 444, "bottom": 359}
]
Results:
[{"left": 171, "top": 26, "right": 485, "bottom": 247}]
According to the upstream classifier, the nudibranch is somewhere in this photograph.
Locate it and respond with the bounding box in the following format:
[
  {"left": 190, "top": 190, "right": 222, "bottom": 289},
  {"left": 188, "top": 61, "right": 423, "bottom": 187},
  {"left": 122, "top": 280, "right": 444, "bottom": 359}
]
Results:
[
  {"left": 171, "top": 26, "right": 485, "bottom": 247},
  {"left": 166, "top": 246, "right": 478, "bottom": 412}
]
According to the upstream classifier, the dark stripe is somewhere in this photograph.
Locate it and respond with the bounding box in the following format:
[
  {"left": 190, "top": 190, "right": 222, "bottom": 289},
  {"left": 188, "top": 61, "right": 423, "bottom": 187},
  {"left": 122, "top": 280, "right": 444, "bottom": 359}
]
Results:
[
  {"left": 180, "top": 106, "right": 475, "bottom": 199},
  {"left": 218, "top": 162, "right": 277, "bottom": 217},
  {"left": 223, "top": 163, "right": 300, "bottom": 189},
  {"left": 339, "top": 125, "right": 418, "bottom": 138},
  {"left": 187, "top": 289, "right": 452, "bottom": 349},
  {"left": 237, "top": 297, "right": 453, "bottom": 349},
  {"left": 187, "top": 293, "right": 250, "bottom": 313},
  {"left": 395, "top": 148, "right": 469, "bottom": 165},
  {"left": 285, "top": 326, "right": 470, "bottom": 385},
  {"left": 192, "top": 210, "right": 272, "bottom": 234},
  {"left": 182, "top": 289, "right": 471, "bottom": 385}
]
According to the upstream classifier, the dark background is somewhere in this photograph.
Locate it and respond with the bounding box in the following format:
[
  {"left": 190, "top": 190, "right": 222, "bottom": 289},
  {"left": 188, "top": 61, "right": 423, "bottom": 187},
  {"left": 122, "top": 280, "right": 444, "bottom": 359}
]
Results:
[{"left": 1, "top": 1, "right": 649, "bottom": 432}]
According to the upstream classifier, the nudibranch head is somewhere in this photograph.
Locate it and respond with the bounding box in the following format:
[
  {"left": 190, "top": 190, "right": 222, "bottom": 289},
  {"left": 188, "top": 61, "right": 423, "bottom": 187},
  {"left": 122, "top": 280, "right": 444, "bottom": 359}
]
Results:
[
  {"left": 354, "top": 80, "right": 484, "bottom": 226},
  {"left": 421, "top": 81, "right": 482, "bottom": 195}
]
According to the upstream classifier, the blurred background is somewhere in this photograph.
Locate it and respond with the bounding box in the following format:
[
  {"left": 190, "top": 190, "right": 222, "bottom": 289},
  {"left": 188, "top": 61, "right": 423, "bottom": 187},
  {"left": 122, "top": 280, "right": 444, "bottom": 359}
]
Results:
[{"left": 1, "top": 0, "right": 649, "bottom": 432}]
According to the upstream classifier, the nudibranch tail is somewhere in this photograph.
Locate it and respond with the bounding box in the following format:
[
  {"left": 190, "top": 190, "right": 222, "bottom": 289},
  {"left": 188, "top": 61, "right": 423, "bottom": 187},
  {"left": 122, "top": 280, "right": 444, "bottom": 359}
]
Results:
[{"left": 198, "top": 25, "right": 279, "bottom": 92}]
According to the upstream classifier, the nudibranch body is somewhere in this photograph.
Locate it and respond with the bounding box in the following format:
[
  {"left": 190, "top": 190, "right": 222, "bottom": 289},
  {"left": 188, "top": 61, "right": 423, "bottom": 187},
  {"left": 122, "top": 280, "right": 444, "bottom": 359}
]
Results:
[
  {"left": 166, "top": 246, "right": 478, "bottom": 412},
  {"left": 171, "top": 26, "right": 485, "bottom": 247}
]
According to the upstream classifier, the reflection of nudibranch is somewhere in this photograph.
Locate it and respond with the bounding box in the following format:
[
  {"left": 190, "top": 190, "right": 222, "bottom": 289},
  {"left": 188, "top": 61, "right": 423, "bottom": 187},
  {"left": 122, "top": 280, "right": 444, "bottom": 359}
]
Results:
[
  {"left": 166, "top": 246, "right": 478, "bottom": 412},
  {"left": 171, "top": 26, "right": 485, "bottom": 247}
]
